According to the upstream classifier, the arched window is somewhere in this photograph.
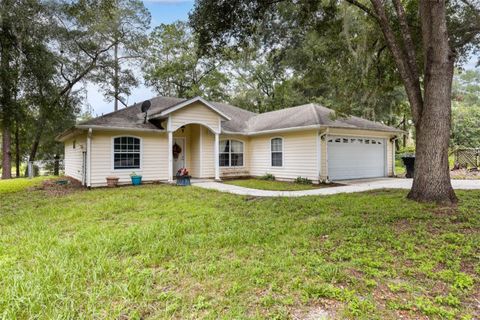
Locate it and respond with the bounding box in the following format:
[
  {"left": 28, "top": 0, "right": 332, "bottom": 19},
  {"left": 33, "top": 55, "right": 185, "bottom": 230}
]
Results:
[
  {"left": 219, "top": 139, "right": 244, "bottom": 167},
  {"left": 113, "top": 136, "right": 141, "bottom": 169},
  {"left": 271, "top": 138, "right": 283, "bottom": 167}
]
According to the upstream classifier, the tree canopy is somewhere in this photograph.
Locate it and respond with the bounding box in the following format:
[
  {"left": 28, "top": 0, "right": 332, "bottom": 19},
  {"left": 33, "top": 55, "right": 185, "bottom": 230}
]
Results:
[
  {"left": 451, "top": 69, "right": 480, "bottom": 148},
  {"left": 143, "top": 21, "right": 229, "bottom": 101},
  {"left": 0, "top": 0, "right": 146, "bottom": 178},
  {"left": 190, "top": 0, "right": 480, "bottom": 203}
]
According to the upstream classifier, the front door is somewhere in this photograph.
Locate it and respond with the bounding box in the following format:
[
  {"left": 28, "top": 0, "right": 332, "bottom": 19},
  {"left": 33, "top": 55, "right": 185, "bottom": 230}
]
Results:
[{"left": 172, "top": 137, "right": 185, "bottom": 176}]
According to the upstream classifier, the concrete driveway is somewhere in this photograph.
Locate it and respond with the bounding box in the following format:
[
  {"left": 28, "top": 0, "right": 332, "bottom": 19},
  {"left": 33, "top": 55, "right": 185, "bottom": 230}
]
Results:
[{"left": 192, "top": 178, "right": 480, "bottom": 197}]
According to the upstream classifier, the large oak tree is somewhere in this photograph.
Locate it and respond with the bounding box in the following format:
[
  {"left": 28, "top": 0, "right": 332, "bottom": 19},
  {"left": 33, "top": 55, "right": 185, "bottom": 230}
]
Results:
[{"left": 190, "top": 0, "right": 480, "bottom": 204}]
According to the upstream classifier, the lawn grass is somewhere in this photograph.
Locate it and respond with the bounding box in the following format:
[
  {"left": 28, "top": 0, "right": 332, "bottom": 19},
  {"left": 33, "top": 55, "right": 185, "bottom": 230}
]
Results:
[
  {"left": 0, "top": 176, "right": 51, "bottom": 194},
  {"left": 223, "top": 178, "right": 321, "bottom": 191},
  {"left": 0, "top": 181, "right": 479, "bottom": 319}
]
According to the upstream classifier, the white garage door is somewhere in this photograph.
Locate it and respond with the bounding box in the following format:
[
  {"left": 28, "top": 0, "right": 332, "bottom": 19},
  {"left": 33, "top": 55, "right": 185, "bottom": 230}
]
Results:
[{"left": 328, "top": 136, "right": 386, "bottom": 180}]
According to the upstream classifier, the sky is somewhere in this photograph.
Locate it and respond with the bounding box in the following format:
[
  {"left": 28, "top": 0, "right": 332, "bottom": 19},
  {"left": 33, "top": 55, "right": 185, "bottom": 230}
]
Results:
[{"left": 84, "top": 0, "right": 479, "bottom": 117}]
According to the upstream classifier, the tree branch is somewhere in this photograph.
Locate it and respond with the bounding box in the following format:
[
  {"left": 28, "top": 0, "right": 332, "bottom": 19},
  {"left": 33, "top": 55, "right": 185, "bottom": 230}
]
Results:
[
  {"left": 369, "top": 0, "right": 423, "bottom": 124},
  {"left": 58, "top": 41, "right": 117, "bottom": 99},
  {"left": 344, "top": 0, "right": 379, "bottom": 21},
  {"left": 391, "top": 0, "right": 420, "bottom": 83}
]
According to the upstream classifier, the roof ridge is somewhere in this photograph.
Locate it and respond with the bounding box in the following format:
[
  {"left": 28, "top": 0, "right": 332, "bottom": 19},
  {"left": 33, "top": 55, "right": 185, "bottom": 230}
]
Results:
[
  {"left": 310, "top": 104, "right": 322, "bottom": 125},
  {"left": 77, "top": 103, "right": 137, "bottom": 125}
]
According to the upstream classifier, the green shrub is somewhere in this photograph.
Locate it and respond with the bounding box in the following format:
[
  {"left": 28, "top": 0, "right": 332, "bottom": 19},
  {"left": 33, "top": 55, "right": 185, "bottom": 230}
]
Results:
[
  {"left": 294, "top": 177, "right": 312, "bottom": 185},
  {"left": 259, "top": 173, "right": 275, "bottom": 181}
]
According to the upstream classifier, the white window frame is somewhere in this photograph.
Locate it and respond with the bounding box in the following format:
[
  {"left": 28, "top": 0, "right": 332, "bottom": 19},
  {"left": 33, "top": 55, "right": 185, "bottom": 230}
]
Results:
[
  {"left": 270, "top": 137, "right": 284, "bottom": 168},
  {"left": 111, "top": 136, "right": 143, "bottom": 171},
  {"left": 219, "top": 139, "right": 245, "bottom": 167}
]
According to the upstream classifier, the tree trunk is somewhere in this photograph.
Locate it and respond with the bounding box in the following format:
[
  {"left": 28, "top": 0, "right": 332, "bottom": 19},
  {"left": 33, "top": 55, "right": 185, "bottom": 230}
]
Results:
[
  {"left": 24, "top": 117, "right": 45, "bottom": 177},
  {"left": 407, "top": 71, "right": 457, "bottom": 203},
  {"left": 15, "top": 121, "right": 20, "bottom": 177},
  {"left": 407, "top": 0, "right": 457, "bottom": 204},
  {"left": 1, "top": 126, "right": 12, "bottom": 179},
  {"left": 0, "top": 1, "right": 14, "bottom": 180},
  {"left": 114, "top": 42, "right": 119, "bottom": 112},
  {"left": 53, "top": 154, "right": 60, "bottom": 176}
]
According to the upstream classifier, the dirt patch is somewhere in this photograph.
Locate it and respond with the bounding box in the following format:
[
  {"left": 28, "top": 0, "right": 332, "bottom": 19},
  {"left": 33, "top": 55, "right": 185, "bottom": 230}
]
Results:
[
  {"left": 450, "top": 168, "right": 480, "bottom": 180},
  {"left": 394, "top": 219, "right": 414, "bottom": 233},
  {"left": 291, "top": 299, "right": 342, "bottom": 320},
  {"left": 32, "top": 176, "right": 84, "bottom": 196},
  {"left": 431, "top": 205, "right": 459, "bottom": 217}
]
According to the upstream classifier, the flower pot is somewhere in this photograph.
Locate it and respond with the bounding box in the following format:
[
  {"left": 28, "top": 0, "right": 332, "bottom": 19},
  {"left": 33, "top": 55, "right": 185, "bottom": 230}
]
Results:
[
  {"left": 106, "top": 176, "right": 119, "bottom": 188},
  {"left": 131, "top": 175, "right": 142, "bottom": 186},
  {"left": 176, "top": 175, "right": 191, "bottom": 186}
]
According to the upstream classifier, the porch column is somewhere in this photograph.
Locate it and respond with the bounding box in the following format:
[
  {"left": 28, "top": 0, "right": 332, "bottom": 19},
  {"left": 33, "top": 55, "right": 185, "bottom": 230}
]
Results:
[
  {"left": 214, "top": 132, "right": 220, "bottom": 181},
  {"left": 168, "top": 131, "right": 173, "bottom": 182}
]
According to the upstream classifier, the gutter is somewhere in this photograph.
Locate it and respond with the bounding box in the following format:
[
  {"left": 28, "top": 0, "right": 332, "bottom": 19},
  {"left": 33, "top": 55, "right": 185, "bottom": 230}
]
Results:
[
  {"left": 87, "top": 128, "right": 92, "bottom": 188},
  {"left": 222, "top": 125, "right": 404, "bottom": 136},
  {"left": 390, "top": 136, "right": 399, "bottom": 176},
  {"left": 56, "top": 125, "right": 166, "bottom": 142},
  {"left": 318, "top": 130, "right": 328, "bottom": 180},
  {"left": 76, "top": 125, "right": 166, "bottom": 133}
]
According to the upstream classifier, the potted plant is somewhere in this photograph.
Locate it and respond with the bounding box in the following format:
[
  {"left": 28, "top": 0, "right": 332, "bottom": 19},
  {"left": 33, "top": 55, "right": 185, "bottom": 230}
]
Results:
[
  {"left": 176, "top": 168, "right": 191, "bottom": 186},
  {"left": 106, "top": 176, "right": 119, "bottom": 188},
  {"left": 130, "top": 172, "right": 142, "bottom": 186}
]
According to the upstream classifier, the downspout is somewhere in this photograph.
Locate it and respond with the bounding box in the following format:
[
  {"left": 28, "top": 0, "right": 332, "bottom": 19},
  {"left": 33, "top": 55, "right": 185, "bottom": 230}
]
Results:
[
  {"left": 87, "top": 128, "right": 92, "bottom": 188},
  {"left": 199, "top": 126, "right": 203, "bottom": 177},
  {"left": 318, "top": 130, "right": 327, "bottom": 182},
  {"left": 390, "top": 136, "right": 398, "bottom": 177},
  {"left": 319, "top": 128, "right": 329, "bottom": 182}
]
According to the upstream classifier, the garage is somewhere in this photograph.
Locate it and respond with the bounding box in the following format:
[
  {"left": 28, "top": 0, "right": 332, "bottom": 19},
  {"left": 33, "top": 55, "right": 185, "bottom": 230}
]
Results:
[{"left": 328, "top": 136, "right": 386, "bottom": 180}]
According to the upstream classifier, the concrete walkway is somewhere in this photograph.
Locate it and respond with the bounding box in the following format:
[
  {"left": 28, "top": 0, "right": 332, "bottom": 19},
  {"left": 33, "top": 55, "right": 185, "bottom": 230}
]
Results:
[{"left": 192, "top": 178, "right": 480, "bottom": 197}]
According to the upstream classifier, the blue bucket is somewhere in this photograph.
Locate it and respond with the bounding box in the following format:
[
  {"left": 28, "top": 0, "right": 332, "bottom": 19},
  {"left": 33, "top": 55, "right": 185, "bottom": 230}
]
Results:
[
  {"left": 131, "top": 175, "right": 142, "bottom": 186},
  {"left": 176, "top": 176, "right": 191, "bottom": 186}
]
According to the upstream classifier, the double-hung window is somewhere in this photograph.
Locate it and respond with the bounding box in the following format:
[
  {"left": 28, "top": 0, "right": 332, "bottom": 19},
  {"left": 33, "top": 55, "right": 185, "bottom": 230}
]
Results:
[
  {"left": 219, "top": 139, "right": 244, "bottom": 167},
  {"left": 271, "top": 138, "right": 283, "bottom": 167},
  {"left": 113, "top": 137, "right": 141, "bottom": 170}
]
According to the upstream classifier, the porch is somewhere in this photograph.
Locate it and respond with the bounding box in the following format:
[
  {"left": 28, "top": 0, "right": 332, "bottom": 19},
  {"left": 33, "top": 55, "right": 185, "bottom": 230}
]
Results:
[{"left": 167, "top": 123, "right": 221, "bottom": 182}]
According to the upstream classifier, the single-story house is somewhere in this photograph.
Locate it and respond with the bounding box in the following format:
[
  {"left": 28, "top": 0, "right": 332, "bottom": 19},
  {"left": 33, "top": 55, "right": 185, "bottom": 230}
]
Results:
[{"left": 57, "top": 96, "right": 403, "bottom": 187}]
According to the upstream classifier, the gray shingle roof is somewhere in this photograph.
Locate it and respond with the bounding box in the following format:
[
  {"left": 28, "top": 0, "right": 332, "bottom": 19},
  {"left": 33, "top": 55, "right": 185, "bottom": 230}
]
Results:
[
  {"left": 244, "top": 103, "right": 402, "bottom": 133},
  {"left": 76, "top": 96, "right": 401, "bottom": 134},
  {"left": 77, "top": 96, "right": 185, "bottom": 130}
]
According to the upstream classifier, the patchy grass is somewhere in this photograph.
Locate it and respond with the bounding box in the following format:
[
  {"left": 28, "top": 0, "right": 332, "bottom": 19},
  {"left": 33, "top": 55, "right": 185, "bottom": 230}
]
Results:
[
  {"left": 223, "top": 178, "right": 326, "bottom": 191},
  {"left": 0, "top": 181, "right": 479, "bottom": 319},
  {"left": 0, "top": 176, "right": 51, "bottom": 194}
]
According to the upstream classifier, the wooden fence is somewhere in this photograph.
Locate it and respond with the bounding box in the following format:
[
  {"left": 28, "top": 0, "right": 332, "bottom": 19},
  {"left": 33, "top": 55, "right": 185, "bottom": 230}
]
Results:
[{"left": 453, "top": 148, "right": 480, "bottom": 168}]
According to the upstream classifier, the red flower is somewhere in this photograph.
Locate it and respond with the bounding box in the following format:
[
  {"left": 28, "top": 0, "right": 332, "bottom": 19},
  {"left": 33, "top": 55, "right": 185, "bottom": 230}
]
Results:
[{"left": 177, "top": 167, "right": 189, "bottom": 176}]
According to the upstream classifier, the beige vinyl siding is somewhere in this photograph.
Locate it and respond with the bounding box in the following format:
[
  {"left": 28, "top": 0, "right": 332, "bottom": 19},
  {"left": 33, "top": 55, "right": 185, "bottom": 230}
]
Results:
[
  {"left": 321, "top": 128, "right": 395, "bottom": 178},
  {"left": 188, "top": 124, "right": 201, "bottom": 178},
  {"left": 249, "top": 130, "right": 319, "bottom": 182},
  {"left": 170, "top": 102, "right": 220, "bottom": 133},
  {"left": 219, "top": 134, "right": 250, "bottom": 178},
  {"left": 90, "top": 130, "right": 168, "bottom": 187},
  {"left": 387, "top": 139, "right": 393, "bottom": 176},
  {"left": 201, "top": 126, "right": 215, "bottom": 177},
  {"left": 64, "top": 135, "right": 86, "bottom": 182}
]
